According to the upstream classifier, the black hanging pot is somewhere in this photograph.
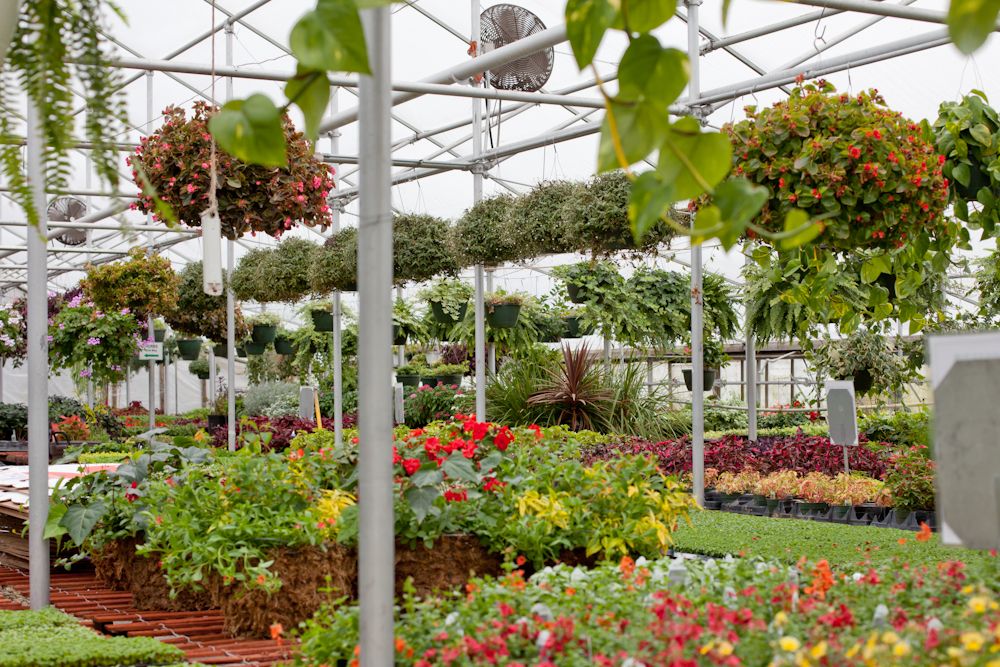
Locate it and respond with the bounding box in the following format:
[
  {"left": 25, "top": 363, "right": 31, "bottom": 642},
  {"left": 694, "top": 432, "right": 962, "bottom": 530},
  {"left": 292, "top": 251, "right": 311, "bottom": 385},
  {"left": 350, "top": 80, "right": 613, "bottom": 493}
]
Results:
[
  {"left": 848, "top": 369, "right": 874, "bottom": 395},
  {"left": 563, "top": 316, "right": 582, "bottom": 338},
  {"left": 251, "top": 324, "right": 277, "bottom": 344},
  {"left": 876, "top": 273, "right": 896, "bottom": 301},
  {"left": 153, "top": 327, "right": 166, "bottom": 343},
  {"left": 683, "top": 368, "right": 717, "bottom": 392},
  {"left": 392, "top": 325, "right": 408, "bottom": 346},
  {"left": 207, "top": 414, "right": 228, "bottom": 431},
  {"left": 311, "top": 310, "right": 334, "bottom": 332},
  {"left": 274, "top": 336, "right": 295, "bottom": 355},
  {"left": 430, "top": 300, "right": 468, "bottom": 325},
  {"left": 396, "top": 374, "right": 420, "bottom": 388},
  {"left": 486, "top": 304, "right": 521, "bottom": 329},
  {"left": 235, "top": 344, "right": 246, "bottom": 357},
  {"left": 176, "top": 339, "right": 202, "bottom": 361},
  {"left": 566, "top": 282, "right": 586, "bottom": 304},
  {"left": 194, "top": 370, "right": 210, "bottom": 380},
  {"left": 213, "top": 343, "right": 228, "bottom": 358},
  {"left": 245, "top": 341, "right": 267, "bottom": 356}
]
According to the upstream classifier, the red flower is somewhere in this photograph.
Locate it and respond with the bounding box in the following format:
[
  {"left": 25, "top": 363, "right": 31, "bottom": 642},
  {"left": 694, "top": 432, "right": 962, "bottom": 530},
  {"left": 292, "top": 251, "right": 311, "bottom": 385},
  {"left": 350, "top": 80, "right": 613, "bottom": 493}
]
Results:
[
  {"left": 443, "top": 488, "right": 468, "bottom": 502},
  {"left": 848, "top": 145, "right": 861, "bottom": 159},
  {"left": 528, "top": 424, "right": 543, "bottom": 440},
  {"left": 402, "top": 458, "right": 421, "bottom": 475},
  {"left": 493, "top": 426, "right": 514, "bottom": 451}
]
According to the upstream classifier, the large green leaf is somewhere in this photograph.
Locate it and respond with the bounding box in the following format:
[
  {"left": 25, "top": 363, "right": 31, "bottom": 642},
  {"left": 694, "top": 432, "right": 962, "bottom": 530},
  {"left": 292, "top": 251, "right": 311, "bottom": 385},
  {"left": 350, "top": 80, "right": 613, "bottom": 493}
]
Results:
[
  {"left": 409, "top": 468, "right": 443, "bottom": 488},
  {"left": 598, "top": 99, "right": 668, "bottom": 171},
  {"left": 656, "top": 117, "right": 731, "bottom": 200},
  {"left": 566, "top": 0, "right": 617, "bottom": 69},
  {"left": 618, "top": 36, "right": 688, "bottom": 106},
  {"left": 692, "top": 204, "right": 721, "bottom": 245},
  {"left": 209, "top": 94, "right": 288, "bottom": 168},
  {"left": 442, "top": 452, "right": 479, "bottom": 484},
  {"left": 43, "top": 502, "right": 68, "bottom": 540},
  {"left": 860, "top": 254, "right": 892, "bottom": 283},
  {"left": 285, "top": 67, "right": 331, "bottom": 143},
  {"left": 290, "top": 1, "right": 370, "bottom": 74},
  {"left": 779, "top": 209, "right": 822, "bottom": 250},
  {"left": 403, "top": 486, "right": 438, "bottom": 523},
  {"left": 712, "top": 177, "right": 767, "bottom": 249},
  {"left": 619, "top": 0, "right": 677, "bottom": 33},
  {"left": 947, "top": 0, "right": 1000, "bottom": 54},
  {"left": 60, "top": 501, "right": 106, "bottom": 546},
  {"left": 629, "top": 170, "right": 676, "bottom": 242}
]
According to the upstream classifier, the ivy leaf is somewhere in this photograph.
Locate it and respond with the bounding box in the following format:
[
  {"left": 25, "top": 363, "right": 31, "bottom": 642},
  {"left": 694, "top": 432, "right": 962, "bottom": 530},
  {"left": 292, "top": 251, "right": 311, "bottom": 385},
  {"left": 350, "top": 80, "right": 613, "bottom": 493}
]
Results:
[
  {"left": 43, "top": 502, "right": 68, "bottom": 540},
  {"left": 947, "top": 0, "right": 1000, "bottom": 54},
  {"left": 209, "top": 94, "right": 288, "bottom": 168},
  {"left": 895, "top": 270, "right": 924, "bottom": 299},
  {"left": 403, "top": 486, "right": 438, "bottom": 523},
  {"left": 285, "top": 68, "right": 331, "bottom": 143},
  {"left": 409, "top": 468, "right": 443, "bottom": 488},
  {"left": 442, "top": 452, "right": 479, "bottom": 483},
  {"left": 838, "top": 310, "right": 860, "bottom": 335},
  {"left": 779, "top": 209, "right": 823, "bottom": 250},
  {"left": 290, "top": 1, "right": 370, "bottom": 74},
  {"left": 618, "top": 36, "right": 688, "bottom": 106},
  {"left": 60, "top": 501, "right": 106, "bottom": 546},
  {"left": 598, "top": 99, "right": 668, "bottom": 172},
  {"left": 565, "top": 0, "right": 617, "bottom": 69},
  {"left": 873, "top": 303, "right": 894, "bottom": 319},
  {"left": 860, "top": 255, "right": 891, "bottom": 283},
  {"left": 619, "top": 0, "right": 676, "bottom": 33},
  {"left": 656, "top": 117, "right": 731, "bottom": 200},
  {"left": 951, "top": 162, "right": 971, "bottom": 187},
  {"left": 712, "top": 177, "right": 767, "bottom": 249},
  {"left": 628, "top": 170, "right": 676, "bottom": 243}
]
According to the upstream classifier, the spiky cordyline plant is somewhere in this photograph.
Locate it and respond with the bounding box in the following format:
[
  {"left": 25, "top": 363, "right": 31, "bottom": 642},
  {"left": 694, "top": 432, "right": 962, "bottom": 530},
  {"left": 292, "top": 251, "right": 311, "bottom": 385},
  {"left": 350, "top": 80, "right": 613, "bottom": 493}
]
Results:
[
  {"left": 527, "top": 343, "right": 612, "bottom": 432},
  {"left": 1, "top": 0, "right": 129, "bottom": 224}
]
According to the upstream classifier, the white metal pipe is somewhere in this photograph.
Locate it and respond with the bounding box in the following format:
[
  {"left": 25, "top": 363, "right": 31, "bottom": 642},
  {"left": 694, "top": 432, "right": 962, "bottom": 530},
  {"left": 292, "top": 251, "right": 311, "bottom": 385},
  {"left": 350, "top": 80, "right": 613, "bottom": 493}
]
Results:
[
  {"left": 357, "top": 6, "right": 394, "bottom": 665},
  {"left": 472, "top": 0, "right": 486, "bottom": 421},
  {"left": 790, "top": 0, "right": 971, "bottom": 24},
  {"left": 0, "top": 220, "right": 197, "bottom": 233},
  {"left": 331, "top": 89, "right": 344, "bottom": 451},
  {"left": 225, "top": 23, "right": 237, "bottom": 452},
  {"left": 320, "top": 23, "right": 568, "bottom": 132},
  {"left": 0, "top": 245, "right": 131, "bottom": 254},
  {"left": 745, "top": 252, "right": 758, "bottom": 442},
  {"left": 26, "top": 98, "right": 50, "bottom": 608},
  {"left": 700, "top": 7, "right": 845, "bottom": 52},
  {"left": 146, "top": 70, "right": 156, "bottom": 431},
  {"left": 687, "top": 0, "right": 705, "bottom": 508}
]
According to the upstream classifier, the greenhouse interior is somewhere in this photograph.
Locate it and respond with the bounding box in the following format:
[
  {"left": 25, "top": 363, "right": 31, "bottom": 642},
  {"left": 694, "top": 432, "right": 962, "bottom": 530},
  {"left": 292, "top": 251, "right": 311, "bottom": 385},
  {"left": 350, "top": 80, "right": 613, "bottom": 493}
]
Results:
[{"left": 0, "top": 0, "right": 998, "bottom": 665}]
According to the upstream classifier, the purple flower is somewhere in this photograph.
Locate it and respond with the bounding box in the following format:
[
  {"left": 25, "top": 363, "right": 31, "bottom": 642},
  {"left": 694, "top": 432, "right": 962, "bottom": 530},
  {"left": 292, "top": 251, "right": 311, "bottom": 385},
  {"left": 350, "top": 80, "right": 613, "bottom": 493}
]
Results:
[
  {"left": 110, "top": 364, "right": 121, "bottom": 372},
  {"left": 79, "top": 368, "right": 92, "bottom": 378},
  {"left": 86, "top": 337, "right": 101, "bottom": 346},
  {"left": 68, "top": 294, "right": 83, "bottom": 308},
  {"left": 45, "top": 335, "right": 53, "bottom": 342},
  {"left": 120, "top": 307, "right": 130, "bottom": 315}
]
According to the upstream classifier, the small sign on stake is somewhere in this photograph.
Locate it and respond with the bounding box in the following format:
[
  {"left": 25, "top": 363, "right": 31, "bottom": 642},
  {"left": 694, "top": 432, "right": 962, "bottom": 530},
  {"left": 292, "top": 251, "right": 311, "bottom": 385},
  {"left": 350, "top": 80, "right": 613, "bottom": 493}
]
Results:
[
  {"left": 825, "top": 380, "right": 858, "bottom": 474},
  {"left": 201, "top": 208, "right": 223, "bottom": 296},
  {"left": 137, "top": 342, "right": 163, "bottom": 361}
]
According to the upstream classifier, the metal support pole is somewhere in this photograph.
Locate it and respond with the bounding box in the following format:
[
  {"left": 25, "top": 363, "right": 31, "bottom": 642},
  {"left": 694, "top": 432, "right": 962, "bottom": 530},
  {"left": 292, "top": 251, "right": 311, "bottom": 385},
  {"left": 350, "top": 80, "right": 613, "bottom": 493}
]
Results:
[
  {"left": 357, "top": 6, "right": 393, "bottom": 666},
  {"left": 687, "top": 0, "right": 705, "bottom": 508},
  {"left": 146, "top": 70, "right": 156, "bottom": 430},
  {"left": 330, "top": 90, "right": 344, "bottom": 449},
  {"left": 745, "top": 254, "right": 758, "bottom": 442},
  {"left": 603, "top": 336, "right": 611, "bottom": 373},
  {"left": 208, "top": 346, "right": 217, "bottom": 406},
  {"left": 486, "top": 269, "right": 495, "bottom": 375},
  {"left": 472, "top": 2, "right": 486, "bottom": 420},
  {"left": 225, "top": 22, "right": 237, "bottom": 452},
  {"left": 26, "top": 98, "right": 50, "bottom": 608}
]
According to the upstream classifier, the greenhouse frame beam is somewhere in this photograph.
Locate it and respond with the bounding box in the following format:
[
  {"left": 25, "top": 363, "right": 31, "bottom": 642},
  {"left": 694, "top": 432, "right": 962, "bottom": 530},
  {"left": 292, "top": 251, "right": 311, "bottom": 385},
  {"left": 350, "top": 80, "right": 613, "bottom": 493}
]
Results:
[
  {"left": 700, "top": 7, "right": 845, "bottom": 52},
  {"left": 96, "top": 56, "right": 606, "bottom": 109},
  {"left": 791, "top": 0, "right": 994, "bottom": 26},
  {"left": 319, "top": 22, "right": 570, "bottom": 131},
  {"left": 0, "top": 220, "right": 199, "bottom": 233}
]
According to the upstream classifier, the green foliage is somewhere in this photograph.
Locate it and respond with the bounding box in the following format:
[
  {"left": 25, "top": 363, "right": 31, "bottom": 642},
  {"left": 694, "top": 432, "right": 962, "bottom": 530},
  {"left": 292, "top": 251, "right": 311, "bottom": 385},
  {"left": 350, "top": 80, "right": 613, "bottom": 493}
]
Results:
[
  {"left": 452, "top": 195, "right": 523, "bottom": 266},
  {"left": 309, "top": 227, "right": 358, "bottom": 292},
  {"left": 188, "top": 357, "right": 210, "bottom": 378},
  {"left": 884, "top": 445, "right": 936, "bottom": 512},
  {"left": 976, "top": 249, "right": 1000, "bottom": 320},
  {"left": 0, "top": 0, "right": 128, "bottom": 227},
  {"left": 49, "top": 297, "right": 140, "bottom": 385},
  {"left": 166, "top": 262, "right": 248, "bottom": 341},
  {"left": 0, "top": 402, "right": 27, "bottom": 439},
  {"left": 393, "top": 298, "right": 428, "bottom": 343},
  {"left": 135, "top": 102, "right": 334, "bottom": 238},
  {"left": 403, "top": 383, "right": 465, "bottom": 427},
  {"left": 0, "top": 608, "right": 184, "bottom": 667},
  {"left": 947, "top": 0, "right": 1000, "bottom": 53},
  {"left": 807, "top": 329, "right": 917, "bottom": 398},
  {"left": 933, "top": 91, "right": 1000, "bottom": 236},
  {"left": 231, "top": 238, "right": 320, "bottom": 303},
  {"left": 419, "top": 278, "right": 473, "bottom": 321},
  {"left": 81, "top": 249, "right": 179, "bottom": 320},
  {"left": 859, "top": 410, "right": 931, "bottom": 452},
  {"left": 243, "top": 381, "right": 300, "bottom": 416},
  {"left": 394, "top": 213, "right": 459, "bottom": 284},
  {"left": 508, "top": 180, "right": 580, "bottom": 257}
]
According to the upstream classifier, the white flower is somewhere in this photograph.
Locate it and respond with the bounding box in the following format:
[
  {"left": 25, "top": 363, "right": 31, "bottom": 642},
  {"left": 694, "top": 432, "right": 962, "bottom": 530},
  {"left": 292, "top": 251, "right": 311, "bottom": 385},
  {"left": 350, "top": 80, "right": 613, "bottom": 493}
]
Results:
[
  {"left": 445, "top": 612, "right": 460, "bottom": 626},
  {"left": 535, "top": 630, "right": 551, "bottom": 650},
  {"left": 530, "top": 603, "right": 553, "bottom": 621}
]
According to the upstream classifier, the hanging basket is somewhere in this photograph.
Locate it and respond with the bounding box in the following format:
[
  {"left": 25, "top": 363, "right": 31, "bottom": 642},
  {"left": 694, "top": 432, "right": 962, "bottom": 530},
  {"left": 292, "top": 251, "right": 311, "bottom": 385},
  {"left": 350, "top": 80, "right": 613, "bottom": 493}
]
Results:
[
  {"left": 213, "top": 343, "right": 228, "bottom": 358},
  {"left": 566, "top": 283, "right": 587, "bottom": 304},
  {"left": 392, "top": 325, "right": 407, "bottom": 346},
  {"left": 176, "top": 339, "right": 202, "bottom": 361},
  {"left": 562, "top": 316, "right": 583, "bottom": 338},
  {"left": 486, "top": 304, "right": 521, "bottom": 329},
  {"left": 153, "top": 327, "right": 166, "bottom": 343},
  {"left": 850, "top": 369, "right": 874, "bottom": 395},
  {"left": 251, "top": 324, "right": 277, "bottom": 345},
  {"left": 430, "top": 301, "right": 468, "bottom": 325},
  {"left": 245, "top": 341, "right": 267, "bottom": 356},
  {"left": 274, "top": 336, "right": 295, "bottom": 355},
  {"left": 311, "top": 310, "right": 334, "bottom": 332},
  {"left": 235, "top": 344, "right": 246, "bottom": 357},
  {"left": 396, "top": 373, "right": 420, "bottom": 388},
  {"left": 683, "top": 368, "right": 717, "bottom": 392}
]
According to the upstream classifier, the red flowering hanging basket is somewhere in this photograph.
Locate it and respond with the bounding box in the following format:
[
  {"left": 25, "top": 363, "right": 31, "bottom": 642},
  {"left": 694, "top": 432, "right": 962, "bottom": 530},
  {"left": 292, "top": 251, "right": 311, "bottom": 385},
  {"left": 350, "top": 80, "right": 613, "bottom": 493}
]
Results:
[
  {"left": 129, "top": 102, "right": 335, "bottom": 239},
  {"left": 727, "top": 82, "right": 955, "bottom": 253}
]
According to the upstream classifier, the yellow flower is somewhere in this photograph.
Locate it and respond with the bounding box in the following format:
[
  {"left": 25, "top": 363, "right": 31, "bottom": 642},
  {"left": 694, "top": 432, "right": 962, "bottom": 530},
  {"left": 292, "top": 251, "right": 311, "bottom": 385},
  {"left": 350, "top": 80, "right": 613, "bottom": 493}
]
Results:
[
  {"left": 773, "top": 611, "right": 789, "bottom": 627},
  {"left": 881, "top": 631, "right": 899, "bottom": 645},
  {"left": 892, "top": 641, "right": 910, "bottom": 657},
  {"left": 717, "top": 641, "right": 734, "bottom": 657},
  {"left": 699, "top": 642, "right": 714, "bottom": 655},
  {"left": 970, "top": 596, "right": 990, "bottom": 614},
  {"left": 962, "top": 632, "right": 985, "bottom": 652},
  {"left": 780, "top": 636, "right": 801, "bottom": 652},
  {"left": 845, "top": 644, "right": 860, "bottom": 659},
  {"left": 810, "top": 641, "right": 827, "bottom": 659}
]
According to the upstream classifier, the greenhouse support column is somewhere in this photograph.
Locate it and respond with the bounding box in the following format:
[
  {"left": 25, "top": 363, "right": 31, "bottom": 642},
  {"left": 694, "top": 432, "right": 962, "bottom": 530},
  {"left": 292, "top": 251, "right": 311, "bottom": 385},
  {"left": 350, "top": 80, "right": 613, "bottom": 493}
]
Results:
[
  {"left": 357, "top": 6, "right": 394, "bottom": 666},
  {"left": 147, "top": 70, "right": 156, "bottom": 431},
  {"left": 208, "top": 347, "right": 217, "bottom": 405},
  {"left": 225, "top": 22, "right": 236, "bottom": 452},
  {"left": 330, "top": 87, "right": 343, "bottom": 449},
  {"left": 687, "top": 0, "right": 705, "bottom": 507},
  {"left": 472, "top": 0, "right": 486, "bottom": 420},
  {"left": 745, "top": 254, "right": 758, "bottom": 442},
  {"left": 26, "top": 98, "right": 50, "bottom": 608}
]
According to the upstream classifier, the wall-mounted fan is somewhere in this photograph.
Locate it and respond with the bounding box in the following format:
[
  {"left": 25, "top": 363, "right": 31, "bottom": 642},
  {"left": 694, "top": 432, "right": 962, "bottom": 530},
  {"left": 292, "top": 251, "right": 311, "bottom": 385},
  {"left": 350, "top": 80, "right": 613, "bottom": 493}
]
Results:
[
  {"left": 48, "top": 196, "right": 88, "bottom": 245},
  {"left": 480, "top": 4, "right": 554, "bottom": 92}
]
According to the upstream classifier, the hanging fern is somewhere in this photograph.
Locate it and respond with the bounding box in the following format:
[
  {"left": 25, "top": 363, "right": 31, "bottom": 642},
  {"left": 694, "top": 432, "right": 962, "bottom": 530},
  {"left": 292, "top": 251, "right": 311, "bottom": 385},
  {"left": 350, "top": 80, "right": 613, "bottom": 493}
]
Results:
[{"left": 0, "top": 0, "right": 129, "bottom": 223}]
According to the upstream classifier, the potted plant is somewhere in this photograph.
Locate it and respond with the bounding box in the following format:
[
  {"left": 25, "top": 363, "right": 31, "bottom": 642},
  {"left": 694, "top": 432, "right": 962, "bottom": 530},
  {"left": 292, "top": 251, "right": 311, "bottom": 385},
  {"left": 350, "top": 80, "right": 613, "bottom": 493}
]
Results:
[
  {"left": 273, "top": 329, "right": 296, "bottom": 356},
  {"left": 395, "top": 363, "right": 424, "bottom": 388},
  {"left": 166, "top": 262, "right": 249, "bottom": 345},
  {"left": 0, "top": 303, "right": 25, "bottom": 367},
  {"left": 419, "top": 363, "right": 467, "bottom": 387},
  {"left": 244, "top": 339, "right": 267, "bottom": 356},
  {"left": 682, "top": 338, "right": 728, "bottom": 392},
  {"left": 796, "top": 472, "right": 833, "bottom": 518},
  {"left": 507, "top": 180, "right": 579, "bottom": 257},
  {"left": 249, "top": 313, "right": 281, "bottom": 345},
  {"left": 308, "top": 228, "right": 358, "bottom": 293},
  {"left": 131, "top": 102, "right": 335, "bottom": 239},
  {"left": 560, "top": 307, "right": 587, "bottom": 338},
  {"left": 884, "top": 446, "right": 936, "bottom": 525},
  {"left": 213, "top": 342, "right": 228, "bottom": 358},
  {"left": 304, "top": 300, "right": 334, "bottom": 333},
  {"left": 393, "top": 214, "right": 460, "bottom": 284},
  {"left": 189, "top": 358, "right": 210, "bottom": 381},
  {"left": 485, "top": 291, "right": 525, "bottom": 329},
  {"left": 232, "top": 237, "right": 319, "bottom": 304},
  {"left": 567, "top": 170, "right": 674, "bottom": 255},
  {"left": 393, "top": 298, "right": 427, "bottom": 346},
  {"left": 177, "top": 338, "right": 202, "bottom": 361},
  {"left": 808, "top": 329, "right": 914, "bottom": 397},
  {"left": 208, "top": 380, "right": 228, "bottom": 431},
  {"left": 235, "top": 343, "right": 247, "bottom": 358},
  {"left": 152, "top": 318, "right": 167, "bottom": 343},
  {"left": 420, "top": 279, "right": 473, "bottom": 325},
  {"left": 551, "top": 261, "right": 623, "bottom": 305},
  {"left": 452, "top": 194, "right": 522, "bottom": 267},
  {"left": 48, "top": 295, "right": 140, "bottom": 385},
  {"left": 81, "top": 248, "right": 180, "bottom": 321}
]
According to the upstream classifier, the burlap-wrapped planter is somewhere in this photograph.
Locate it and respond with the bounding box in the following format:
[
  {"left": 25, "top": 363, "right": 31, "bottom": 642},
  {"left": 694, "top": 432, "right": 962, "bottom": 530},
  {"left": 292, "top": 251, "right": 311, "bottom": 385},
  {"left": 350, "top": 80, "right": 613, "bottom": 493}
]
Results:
[
  {"left": 90, "top": 537, "right": 139, "bottom": 591},
  {"left": 129, "top": 550, "right": 215, "bottom": 612},
  {"left": 218, "top": 544, "right": 356, "bottom": 638},
  {"left": 395, "top": 535, "right": 502, "bottom": 598}
]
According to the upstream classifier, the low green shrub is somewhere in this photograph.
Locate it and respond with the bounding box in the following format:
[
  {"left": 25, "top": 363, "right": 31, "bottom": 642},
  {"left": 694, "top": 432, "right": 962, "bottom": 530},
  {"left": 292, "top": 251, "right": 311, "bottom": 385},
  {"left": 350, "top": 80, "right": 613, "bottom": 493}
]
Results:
[
  {"left": 0, "top": 608, "right": 184, "bottom": 667},
  {"left": 78, "top": 451, "right": 135, "bottom": 464},
  {"left": 859, "top": 410, "right": 931, "bottom": 452},
  {"left": 243, "top": 381, "right": 300, "bottom": 417}
]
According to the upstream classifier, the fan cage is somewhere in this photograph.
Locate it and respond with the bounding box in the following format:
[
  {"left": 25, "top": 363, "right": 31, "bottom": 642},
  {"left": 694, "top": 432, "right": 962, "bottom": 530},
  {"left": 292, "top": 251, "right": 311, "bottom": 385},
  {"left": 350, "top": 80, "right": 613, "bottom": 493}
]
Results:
[
  {"left": 479, "top": 4, "right": 554, "bottom": 93},
  {"left": 48, "top": 196, "right": 89, "bottom": 246}
]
